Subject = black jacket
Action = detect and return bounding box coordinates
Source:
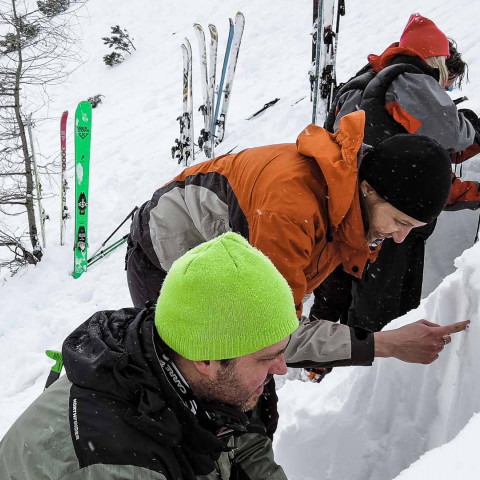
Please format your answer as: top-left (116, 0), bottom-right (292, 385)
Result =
top-left (0, 308), bottom-right (286, 480)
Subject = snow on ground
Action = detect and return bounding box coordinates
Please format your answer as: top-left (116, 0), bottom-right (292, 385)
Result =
top-left (276, 243), bottom-right (480, 480)
top-left (1, 0), bottom-right (480, 479)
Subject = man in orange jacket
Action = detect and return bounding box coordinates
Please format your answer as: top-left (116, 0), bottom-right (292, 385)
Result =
top-left (127, 111), bottom-right (469, 370)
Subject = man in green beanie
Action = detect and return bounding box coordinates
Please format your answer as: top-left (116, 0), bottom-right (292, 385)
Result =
top-left (0, 233), bottom-right (297, 480)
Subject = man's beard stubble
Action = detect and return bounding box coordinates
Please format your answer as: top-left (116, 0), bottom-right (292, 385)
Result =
top-left (191, 363), bottom-right (273, 413)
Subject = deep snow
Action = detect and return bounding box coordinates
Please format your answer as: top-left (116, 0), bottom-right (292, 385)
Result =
top-left (1, 1), bottom-right (479, 479)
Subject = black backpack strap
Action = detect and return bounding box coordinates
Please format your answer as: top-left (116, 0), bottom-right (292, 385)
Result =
top-left (325, 55), bottom-right (438, 135)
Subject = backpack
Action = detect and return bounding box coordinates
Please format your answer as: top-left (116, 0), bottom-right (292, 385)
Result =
top-left (325, 55), bottom-right (439, 146)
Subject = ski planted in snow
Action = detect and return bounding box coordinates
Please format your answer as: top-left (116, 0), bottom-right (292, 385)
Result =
top-left (327, 0), bottom-right (345, 110)
top-left (194, 23), bottom-right (210, 156)
top-left (194, 23), bottom-right (219, 159)
top-left (60, 110), bottom-right (69, 246)
top-left (212, 18), bottom-right (234, 145)
top-left (185, 39), bottom-right (194, 164)
top-left (73, 101), bottom-right (92, 279)
top-left (27, 114), bottom-right (46, 249)
top-left (207, 24), bottom-right (218, 157)
top-left (309, 0), bottom-right (320, 99)
top-left (172, 39), bottom-right (194, 166)
top-left (311, 0), bottom-right (345, 125)
top-left (215, 11), bottom-right (245, 144)
top-left (171, 43), bottom-right (189, 165)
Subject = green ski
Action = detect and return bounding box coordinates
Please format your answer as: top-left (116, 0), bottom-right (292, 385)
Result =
top-left (73, 101), bottom-right (92, 279)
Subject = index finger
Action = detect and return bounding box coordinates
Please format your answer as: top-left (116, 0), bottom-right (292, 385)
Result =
top-left (436, 320), bottom-right (470, 336)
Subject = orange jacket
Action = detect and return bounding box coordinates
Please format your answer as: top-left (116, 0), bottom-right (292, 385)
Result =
top-left (137, 111), bottom-right (378, 317)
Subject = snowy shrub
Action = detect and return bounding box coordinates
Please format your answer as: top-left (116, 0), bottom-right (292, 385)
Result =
top-left (37, 0), bottom-right (70, 17)
top-left (103, 52), bottom-right (124, 67)
top-left (0, 23), bottom-right (40, 54)
top-left (87, 94), bottom-right (104, 108)
top-left (102, 25), bottom-right (135, 67)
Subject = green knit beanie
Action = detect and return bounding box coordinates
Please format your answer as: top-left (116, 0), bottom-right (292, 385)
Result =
top-left (155, 232), bottom-right (298, 361)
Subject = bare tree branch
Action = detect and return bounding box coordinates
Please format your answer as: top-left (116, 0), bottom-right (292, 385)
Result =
top-left (0, 0), bottom-right (87, 276)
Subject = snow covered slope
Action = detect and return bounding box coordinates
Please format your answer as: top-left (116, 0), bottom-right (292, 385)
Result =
top-left (1, 1), bottom-right (479, 479)
top-left (275, 243), bottom-right (480, 480)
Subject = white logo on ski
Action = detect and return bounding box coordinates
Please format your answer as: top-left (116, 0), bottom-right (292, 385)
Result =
top-left (76, 163), bottom-right (84, 185)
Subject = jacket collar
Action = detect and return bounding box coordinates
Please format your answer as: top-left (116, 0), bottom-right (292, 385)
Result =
top-left (296, 111), bottom-right (378, 277)
top-left (367, 42), bottom-right (428, 72)
top-left (296, 110), bottom-right (365, 228)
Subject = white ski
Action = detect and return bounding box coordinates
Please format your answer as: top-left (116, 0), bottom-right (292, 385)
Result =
top-left (208, 24), bottom-right (218, 157)
top-left (216, 12), bottom-right (245, 144)
top-left (312, 0), bottom-right (344, 125)
top-left (193, 24), bottom-right (211, 157)
top-left (172, 39), bottom-right (194, 166)
top-left (27, 114), bottom-right (46, 248)
top-left (185, 38), bottom-right (194, 164)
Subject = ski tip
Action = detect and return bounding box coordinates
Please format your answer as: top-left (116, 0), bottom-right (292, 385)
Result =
top-left (235, 13), bottom-right (245, 32)
top-left (235, 11), bottom-right (245, 21)
top-left (76, 100), bottom-right (92, 111)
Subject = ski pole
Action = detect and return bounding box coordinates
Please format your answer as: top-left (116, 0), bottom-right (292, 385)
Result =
top-left (89, 206), bottom-right (138, 260)
top-left (87, 235), bottom-right (128, 267)
top-left (44, 350), bottom-right (63, 390)
top-left (246, 98), bottom-right (280, 120)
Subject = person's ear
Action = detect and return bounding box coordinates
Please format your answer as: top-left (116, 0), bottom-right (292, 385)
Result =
top-left (192, 360), bottom-right (218, 378)
top-left (360, 180), bottom-right (375, 197)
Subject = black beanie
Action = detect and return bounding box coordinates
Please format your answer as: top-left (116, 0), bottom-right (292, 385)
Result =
top-left (359, 134), bottom-right (452, 223)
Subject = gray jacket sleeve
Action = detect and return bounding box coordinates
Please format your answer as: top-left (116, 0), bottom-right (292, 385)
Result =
top-left (284, 316), bottom-right (374, 368)
top-left (386, 73), bottom-right (476, 152)
top-left (233, 433), bottom-right (287, 480)
top-left (0, 376), bottom-right (169, 480)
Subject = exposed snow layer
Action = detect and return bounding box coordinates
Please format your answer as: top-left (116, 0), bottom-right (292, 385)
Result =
top-left (1, 0), bottom-right (480, 479)
top-left (276, 243), bottom-right (480, 479)
top-left (395, 413), bottom-right (480, 479)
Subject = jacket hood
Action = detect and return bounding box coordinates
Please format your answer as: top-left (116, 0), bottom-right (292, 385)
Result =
top-left (368, 42), bottom-right (427, 72)
top-left (62, 307), bottom-right (228, 462)
top-left (63, 308), bottom-right (183, 446)
top-left (296, 110), bottom-right (365, 227)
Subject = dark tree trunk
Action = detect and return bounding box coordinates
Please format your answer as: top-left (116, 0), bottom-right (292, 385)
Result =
top-left (11, 0), bottom-right (41, 257)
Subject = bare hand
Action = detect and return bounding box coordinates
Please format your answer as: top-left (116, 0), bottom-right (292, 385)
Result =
top-left (374, 319), bottom-right (470, 364)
